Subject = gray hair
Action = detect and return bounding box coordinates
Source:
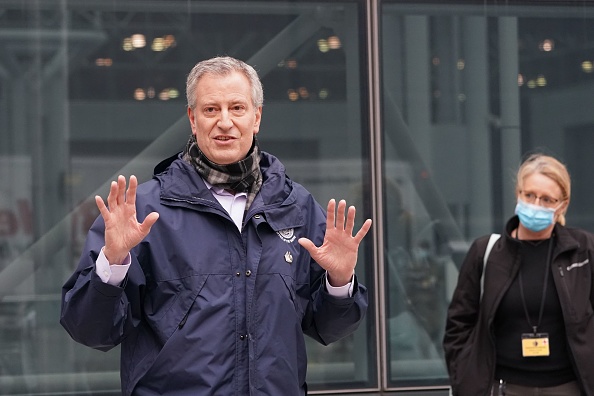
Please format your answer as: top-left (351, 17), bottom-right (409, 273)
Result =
top-left (186, 56), bottom-right (264, 110)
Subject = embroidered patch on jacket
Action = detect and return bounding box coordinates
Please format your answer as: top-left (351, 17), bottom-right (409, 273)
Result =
top-left (567, 259), bottom-right (589, 271)
top-left (277, 228), bottom-right (296, 243)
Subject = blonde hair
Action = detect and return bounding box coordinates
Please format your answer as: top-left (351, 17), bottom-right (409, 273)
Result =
top-left (515, 153), bottom-right (571, 225)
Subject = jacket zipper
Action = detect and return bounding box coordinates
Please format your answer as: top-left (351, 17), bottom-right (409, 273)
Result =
top-left (555, 263), bottom-right (575, 314)
top-left (179, 309), bottom-right (190, 329)
top-left (179, 299), bottom-right (198, 329)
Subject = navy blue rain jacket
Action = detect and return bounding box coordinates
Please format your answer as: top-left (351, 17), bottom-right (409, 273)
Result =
top-left (60, 152), bottom-right (368, 396)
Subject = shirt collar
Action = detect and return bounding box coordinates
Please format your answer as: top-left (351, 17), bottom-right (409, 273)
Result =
top-left (203, 179), bottom-right (247, 197)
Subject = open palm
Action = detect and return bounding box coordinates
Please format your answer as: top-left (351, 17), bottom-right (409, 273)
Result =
top-left (95, 175), bottom-right (159, 264)
top-left (298, 199), bottom-right (372, 287)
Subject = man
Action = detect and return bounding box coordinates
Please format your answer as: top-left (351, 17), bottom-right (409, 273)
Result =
top-left (60, 56), bottom-right (372, 396)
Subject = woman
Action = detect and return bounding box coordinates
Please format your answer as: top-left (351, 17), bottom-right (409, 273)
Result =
top-left (444, 154), bottom-right (594, 395)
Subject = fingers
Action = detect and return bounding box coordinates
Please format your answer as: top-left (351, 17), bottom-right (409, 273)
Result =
top-left (336, 199), bottom-right (346, 229)
top-left (354, 218), bottom-right (373, 243)
top-left (106, 179), bottom-right (118, 210)
top-left (105, 175), bottom-right (138, 209)
top-left (140, 212), bottom-right (160, 234)
top-left (126, 175), bottom-right (138, 207)
top-left (116, 175), bottom-right (127, 205)
top-left (335, 199), bottom-right (347, 229)
top-left (326, 199), bottom-right (336, 229)
top-left (298, 237), bottom-right (316, 255)
top-left (326, 199), bottom-right (349, 229)
top-left (327, 199), bottom-right (356, 231)
top-left (344, 205), bottom-right (356, 232)
top-left (328, 198), bottom-right (372, 239)
top-left (95, 195), bottom-right (109, 218)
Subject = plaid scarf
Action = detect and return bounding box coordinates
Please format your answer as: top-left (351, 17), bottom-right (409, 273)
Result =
top-left (182, 135), bottom-right (262, 212)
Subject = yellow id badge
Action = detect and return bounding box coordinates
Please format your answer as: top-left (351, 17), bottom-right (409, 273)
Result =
top-left (521, 333), bottom-right (550, 357)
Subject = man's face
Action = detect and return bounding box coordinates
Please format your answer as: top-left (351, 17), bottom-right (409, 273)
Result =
top-left (187, 71), bottom-right (262, 165)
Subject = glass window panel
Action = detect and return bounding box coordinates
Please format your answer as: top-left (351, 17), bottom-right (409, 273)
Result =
top-left (0, 0), bottom-right (374, 394)
top-left (6, 0), bottom-right (594, 393)
top-left (381, 0), bottom-right (594, 390)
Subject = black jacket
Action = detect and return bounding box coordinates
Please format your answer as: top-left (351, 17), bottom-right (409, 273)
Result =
top-left (444, 216), bottom-right (594, 396)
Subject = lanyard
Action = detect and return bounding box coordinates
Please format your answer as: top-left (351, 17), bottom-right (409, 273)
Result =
top-left (517, 236), bottom-right (554, 334)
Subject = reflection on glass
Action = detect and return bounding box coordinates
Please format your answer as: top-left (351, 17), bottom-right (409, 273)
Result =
top-left (0, 0), bottom-right (372, 394)
top-left (4, 0), bottom-right (594, 393)
top-left (382, 1), bottom-right (594, 390)
top-left (382, 168), bottom-right (449, 386)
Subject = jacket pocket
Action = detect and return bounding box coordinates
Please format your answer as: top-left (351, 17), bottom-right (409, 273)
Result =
top-left (450, 330), bottom-right (475, 391)
top-left (144, 274), bottom-right (209, 342)
top-left (557, 259), bottom-right (593, 323)
top-left (280, 274), bottom-right (305, 319)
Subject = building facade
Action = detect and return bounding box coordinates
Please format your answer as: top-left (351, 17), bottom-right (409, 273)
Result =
top-left (1, 0), bottom-right (593, 394)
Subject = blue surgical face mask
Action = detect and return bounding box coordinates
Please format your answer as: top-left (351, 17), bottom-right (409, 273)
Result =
top-left (514, 199), bottom-right (558, 232)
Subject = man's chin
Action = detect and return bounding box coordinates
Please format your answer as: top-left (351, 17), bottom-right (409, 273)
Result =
top-left (208, 153), bottom-right (244, 166)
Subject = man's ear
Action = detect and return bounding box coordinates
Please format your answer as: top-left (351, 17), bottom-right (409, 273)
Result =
top-left (187, 107), bottom-right (196, 133)
top-left (253, 106), bottom-right (262, 134)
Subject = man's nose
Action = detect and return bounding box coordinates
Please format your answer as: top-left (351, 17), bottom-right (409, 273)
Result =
top-left (217, 109), bottom-right (233, 129)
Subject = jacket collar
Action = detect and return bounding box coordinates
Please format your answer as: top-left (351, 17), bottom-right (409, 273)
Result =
top-left (504, 215), bottom-right (580, 254)
top-left (153, 151), bottom-right (305, 230)
top-left (154, 153), bottom-right (215, 203)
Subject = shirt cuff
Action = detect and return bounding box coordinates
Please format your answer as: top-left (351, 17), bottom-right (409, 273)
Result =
top-left (325, 272), bottom-right (354, 298)
top-left (96, 247), bottom-right (131, 286)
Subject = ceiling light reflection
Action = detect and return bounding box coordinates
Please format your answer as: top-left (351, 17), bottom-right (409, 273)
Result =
top-left (151, 35), bottom-right (176, 52)
top-left (134, 88), bottom-right (146, 101)
top-left (327, 36), bottom-right (341, 50)
top-left (539, 39), bottom-right (554, 52)
top-left (95, 58), bottom-right (113, 67)
top-left (287, 89), bottom-right (298, 101)
top-left (131, 34), bottom-right (146, 49)
top-left (122, 37), bottom-right (133, 51)
top-left (317, 39), bottom-right (329, 53)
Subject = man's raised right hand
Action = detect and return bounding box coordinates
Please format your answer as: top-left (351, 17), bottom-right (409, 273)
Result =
top-left (95, 175), bottom-right (159, 265)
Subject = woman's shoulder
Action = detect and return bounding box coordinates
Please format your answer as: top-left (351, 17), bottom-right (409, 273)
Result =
top-left (558, 224), bottom-right (594, 236)
top-left (557, 224), bottom-right (594, 249)
top-left (469, 233), bottom-right (499, 250)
